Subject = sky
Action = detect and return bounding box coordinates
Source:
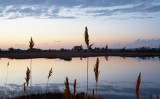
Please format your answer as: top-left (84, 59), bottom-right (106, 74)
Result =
top-left (0, 0), bottom-right (160, 49)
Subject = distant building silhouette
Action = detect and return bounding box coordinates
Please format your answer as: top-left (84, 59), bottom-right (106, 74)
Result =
top-left (73, 45), bottom-right (83, 51)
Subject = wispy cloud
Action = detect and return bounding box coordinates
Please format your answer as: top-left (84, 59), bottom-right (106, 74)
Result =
top-left (0, 0), bottom-right (160, 19)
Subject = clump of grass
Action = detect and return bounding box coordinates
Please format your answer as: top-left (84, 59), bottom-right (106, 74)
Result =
top-left (64, 77), bottom-right (71, 99)
top-left (46, 68), bottom-right (53, 99)
top-left (136, 72), bottom-right (141, 99)
top-left (94, 58), bottom-right (100, 98)
top-left (73, 79), bottom-right (76, 99)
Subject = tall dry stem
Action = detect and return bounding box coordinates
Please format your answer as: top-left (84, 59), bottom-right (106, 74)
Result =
top-left (136, 72), bottom-right (141, 99)
top-left (29, 37), bottom-right (34, 99)
top-left (84, 26), bottom-right (89, 94)
top-left (157, 94), bottom-right (159, 99)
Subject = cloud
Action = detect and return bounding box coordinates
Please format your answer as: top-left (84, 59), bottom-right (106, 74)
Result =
top-left (0, 0), bottom-right (160, 19)
top-left (110, 39), bottom-right (160, 48)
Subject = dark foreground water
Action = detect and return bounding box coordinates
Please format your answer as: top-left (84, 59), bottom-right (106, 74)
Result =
top-left (0, 56), bottom-right (160, 99)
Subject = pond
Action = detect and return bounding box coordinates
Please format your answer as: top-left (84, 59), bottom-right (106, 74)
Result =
top-left (0, 56), bottom-right (160, 99)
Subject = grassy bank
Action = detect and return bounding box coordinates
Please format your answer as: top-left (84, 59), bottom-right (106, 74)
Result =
top-left (0, 52), bottom-right (160, 59)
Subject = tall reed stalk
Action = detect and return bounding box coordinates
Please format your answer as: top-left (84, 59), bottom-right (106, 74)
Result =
top-left (29, 37), bottom-right (34, 99)
top-left (136, 73), bottom-right (141, 99)
top-left (45, 68), bottom-right (53, 99)
top-left (4, 62), bottom-right (9, 98)
top-left (84, 26), bottom-right (89, 94)
top-left (94, 58), bottom-right (100, 98)
top-left (64, 77), bottom-right (71, 99)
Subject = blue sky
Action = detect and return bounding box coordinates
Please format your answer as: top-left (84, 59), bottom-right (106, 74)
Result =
top-left (0, 0), bottom-right (160, 49)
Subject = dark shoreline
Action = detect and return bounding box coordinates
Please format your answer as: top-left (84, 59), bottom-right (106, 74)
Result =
top-left (0, 52), bottom-right (160, 59)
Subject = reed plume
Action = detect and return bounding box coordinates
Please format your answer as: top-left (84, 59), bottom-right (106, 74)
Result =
top-left (25, 67), bottom-right (31, 86)
top-left (73, 79), bottom-right (76, 99)
top-left (84, 27), bottom-right (89, 49)
top-left (64, 77), bottom-right (71, 99)
top-left (29, 37), bottom-right (35, 53)
top-left (84, 26), bottom-right (89, 94)
top-left (136, 72), bottom-right (141, 99)
top-left (94, 58), bottom-right (100, 98)
top-left (29, 37), bottom-right (34, 99)
top-left (46, 68), bottom-right (53, 99)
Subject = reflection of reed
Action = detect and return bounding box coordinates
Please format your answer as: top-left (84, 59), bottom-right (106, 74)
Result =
top-left (5, 62), bottom-right (9, 98)
top-left (94, 58), bottom-right (100, 98)
top-left (29, 37), bottom-right (34, 99)
top-left (136, 73), bottom-right (141, 99)
top-left (25, 67), bottom-right (31, 99)
top-left (84, 26), bottom-right (89, 94)
top-left (46, 68), bottom-right (53, 99)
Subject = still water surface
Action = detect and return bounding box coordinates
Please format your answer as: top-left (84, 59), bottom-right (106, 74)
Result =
top-left (0, 57), bottom-right (160, 99)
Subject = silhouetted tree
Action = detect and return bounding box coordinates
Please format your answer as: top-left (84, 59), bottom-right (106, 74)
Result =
top-left (8, 47), bottom-right (14, 52)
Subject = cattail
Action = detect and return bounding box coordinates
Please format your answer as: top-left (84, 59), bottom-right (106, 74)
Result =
top-left (73, 79), bottom-right (77, 97)
top-left (150, 93), bottom-right (152, 99)
top-left (94, 58), bottom-right (100, 98)
top-left (64, 77), bottom-right (71, 99)
top-left (48, 68), bottom-right (53, 80)
top-left (25, 67), bottom-right (31, 86)
top-left (84, 27), bottom-right (89, 49)
top-left (136, 73), bottom-right (141, 99)
top-left (157, 94), bottom-right (159, 99)
top-left (29, 37), bottom-right (35, 53)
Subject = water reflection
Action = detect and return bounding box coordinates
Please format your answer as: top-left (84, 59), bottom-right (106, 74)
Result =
top-left (0, 57), bottom-right (160, 99)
